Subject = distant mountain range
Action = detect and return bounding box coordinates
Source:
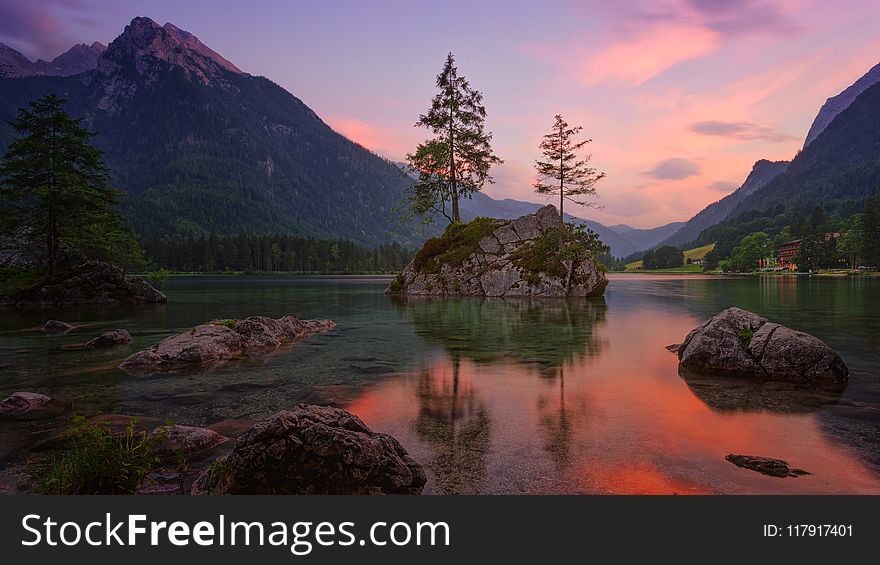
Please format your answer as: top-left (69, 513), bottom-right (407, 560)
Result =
top-left (656, 159), bottom-right (789, 249)
top-left (0, 19), bottom-right (671, 256)
top-left (1, 17), bottom-right (876, 257)
top-left (0, 42), bottom-right (106, 78)
top-left (655, 59), bottom-right (880, 251)
top-left (0, 18), bottom-right (427, 247)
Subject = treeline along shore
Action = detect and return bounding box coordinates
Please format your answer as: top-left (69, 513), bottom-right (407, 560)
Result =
top-left (143, 234), bottom-right (415, 275)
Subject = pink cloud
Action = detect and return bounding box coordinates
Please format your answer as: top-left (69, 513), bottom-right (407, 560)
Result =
top-left (580, 23), bottom-right (719, 85)
top-left (325, 116), bottom-right (413, 158)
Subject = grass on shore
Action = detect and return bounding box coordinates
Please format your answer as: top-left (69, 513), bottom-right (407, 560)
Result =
top-left (621, 263), bottom-right (704, 274)
top-left (37, 418), bottom-right (161, 495)
top-left (625, 243), bottom-right (715, 272)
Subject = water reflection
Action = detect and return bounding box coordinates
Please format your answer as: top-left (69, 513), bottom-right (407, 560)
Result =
top-left (679, 369), bottom-right (844, 414)
top-left (3, 275), bottom-right (880, 494)
top-left (535, 366), bottom-right (590, 471)
top-left (390, 296), bottom-right (608, 368)
top-left (347, 293), bottom-right (880, 494)
top-left (413, 357), bottom-right (491, 494)
top-left (389, 296), bottom-right (608, 487)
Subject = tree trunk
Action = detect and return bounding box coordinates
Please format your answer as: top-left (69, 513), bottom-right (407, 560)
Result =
top-left (449, 106), bottom-right (459, 223)
top-left (47, 203), bottom-right (56, 282)
top-left (558, 124), bottom-right (565, 224)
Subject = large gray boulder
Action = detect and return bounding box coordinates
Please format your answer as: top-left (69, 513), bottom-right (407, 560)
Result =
top-left (387, 205), bottom-right (607, 298)
top-left (191, 405), bottom-right (426, 495)
top-left (675, 307), bottom-right (848, 390)
top-left (118, 315), bottom-right (335, 374)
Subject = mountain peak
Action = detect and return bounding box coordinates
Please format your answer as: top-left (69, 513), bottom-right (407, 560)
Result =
top-left (804, 61), bottom-right (880, 148)
top-left (36, 42), bottom-right (106, 76)
top-left (99, 16), bottom-right (242, 84)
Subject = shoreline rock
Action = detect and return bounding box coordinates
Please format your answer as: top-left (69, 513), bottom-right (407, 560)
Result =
top-left (0, 392), bottom-right (69, 420)
top-left (673, 307), bottom-right (848, 390)
top-left (118, 314), bottom-right (335, 374)
top-left (2, 261), bottom-right (166, 307)
top-left (41, 320), bottom-right (76, 333)
top-left (86, 329), bottom-right (133, 348)
top-left (387, 205), bottom-right (607, 298)
top-left (192, 405), bottom-right (426, 495)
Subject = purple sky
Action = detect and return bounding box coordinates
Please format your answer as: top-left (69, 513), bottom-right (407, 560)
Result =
top-left (2, 0), bottom-right (879, 228)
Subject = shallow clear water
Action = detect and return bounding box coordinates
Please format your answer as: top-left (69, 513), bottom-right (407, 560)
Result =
top-left (1, 274), bottom-right (879, 494)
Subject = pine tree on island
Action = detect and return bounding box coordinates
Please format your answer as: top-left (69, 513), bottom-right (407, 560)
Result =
top-left (534, 114), bottom-right (605, 224)
top-left (0, 94), bottom-right (143, 285)
top-left (401, 53), bottom-right (502, 225)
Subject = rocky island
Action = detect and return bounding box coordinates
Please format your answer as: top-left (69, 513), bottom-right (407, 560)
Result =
top-left (386, 205), bottom-right (608, 297)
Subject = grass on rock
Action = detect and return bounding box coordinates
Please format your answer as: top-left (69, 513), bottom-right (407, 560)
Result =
top-left (413, 217), bottom-right (496, 274)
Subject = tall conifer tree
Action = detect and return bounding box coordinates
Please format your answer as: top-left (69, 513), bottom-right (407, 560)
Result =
top-left (534, 114), bottom-right (605, 223)
top-left (0, 95), bottom-right (142, 279)
top-left (403, 53), bottom-right (502, 224)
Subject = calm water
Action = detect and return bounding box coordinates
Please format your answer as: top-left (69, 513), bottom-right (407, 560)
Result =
top-left (1, 274), bottom-right (879, 494)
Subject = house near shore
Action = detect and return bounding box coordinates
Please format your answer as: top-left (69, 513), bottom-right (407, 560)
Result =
top-left (775, 239), bottom-right (802, 270)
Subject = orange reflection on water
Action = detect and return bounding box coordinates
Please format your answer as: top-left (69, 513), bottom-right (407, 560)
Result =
top-left (345, 305), bottom-right (880, 495)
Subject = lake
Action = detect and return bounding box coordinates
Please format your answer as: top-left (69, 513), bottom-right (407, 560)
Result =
top-left (1, 274), bottom-right (879, 494)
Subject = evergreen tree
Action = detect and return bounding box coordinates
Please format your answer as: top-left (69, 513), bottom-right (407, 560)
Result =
top-left (0, 94), bottom-right (142, 280)
top-left (534, 114), bottom-right (605, 223)
top-left (402, 53), bottom-right (502, 224)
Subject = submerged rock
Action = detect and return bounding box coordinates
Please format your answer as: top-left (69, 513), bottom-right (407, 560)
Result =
top-left (86, 329), bottom-right (133, 348)
top-left (191, 405), bottom-right (426, 495)
top-left (3, 261), bottom-right (166, 306)
top-left (725, 454), bottom-right (810, 478)
top-left (387, 205), bottom-right (607, 298)
top-left (118, 314), bottom-right (335, 374)
top-left (675, 307), bottom-right (848, 391)
top-left (41, 320), bottom-right (76, 333)
top-left (0, 391), bottom-right (68, 419)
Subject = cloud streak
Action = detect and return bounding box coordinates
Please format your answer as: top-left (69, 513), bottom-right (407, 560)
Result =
top-left (644, 158), bottom-right (701, 180)
top-left (691, 120), bottom-right (796, 142)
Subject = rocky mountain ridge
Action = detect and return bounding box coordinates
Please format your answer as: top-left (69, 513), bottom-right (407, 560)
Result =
top-left (0, 41), bottom-right (105, 77)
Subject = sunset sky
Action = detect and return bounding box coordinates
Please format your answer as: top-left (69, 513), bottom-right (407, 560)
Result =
top-left (2, 0), bottom-right (879, 228)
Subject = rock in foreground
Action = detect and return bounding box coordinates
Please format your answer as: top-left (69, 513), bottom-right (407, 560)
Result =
top-left (3, 261), bottom-right (166, 306)
top-left (725, 454), bottom-right (810, 478)
top-left (387, 205), bottom-right (607, 298)
top-left (674, 307), bottom-right (848, 391)
top-left (149, 424), bottom-right (228, 461)
top-left (86, 329), bottom-right (133, 348)
top-left (41, 320), bottom-right (76, 333)
top-left (191, 405), bottom-right (426, 495)
top-left (118, 315), bottom-right (335, 374)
